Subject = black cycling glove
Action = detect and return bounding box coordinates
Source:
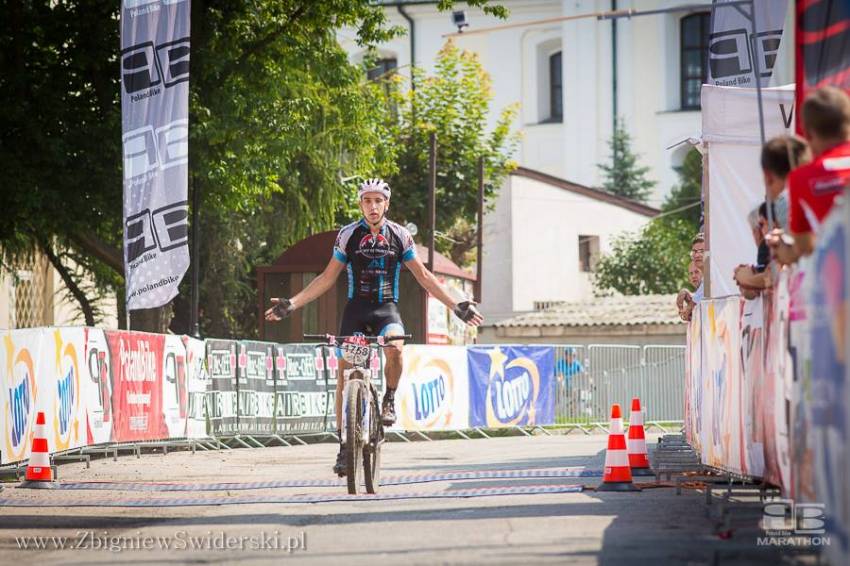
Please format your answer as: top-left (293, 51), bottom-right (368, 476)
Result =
top-left (272, 298), bottom-right (295, 319)
top-left (453, 301), bottom-right (481, 323)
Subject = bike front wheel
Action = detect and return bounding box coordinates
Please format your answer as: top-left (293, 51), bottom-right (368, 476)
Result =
top-left (345, 379), bottom-right (365, 494)
top-left (363, 391), bottom-right (382, 494)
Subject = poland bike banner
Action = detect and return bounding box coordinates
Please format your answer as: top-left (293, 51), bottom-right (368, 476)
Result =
top-left (121, 0), bottom-right (191, 309)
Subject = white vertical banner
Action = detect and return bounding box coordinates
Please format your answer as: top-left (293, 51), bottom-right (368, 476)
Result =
top-left (121, 0), bottom-right (191, 310)
top-left (708, 0), bottom-right (789, 88)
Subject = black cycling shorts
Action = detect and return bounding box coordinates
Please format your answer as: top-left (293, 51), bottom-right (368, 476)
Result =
top-left (339, 300), bottom-right (405, 337)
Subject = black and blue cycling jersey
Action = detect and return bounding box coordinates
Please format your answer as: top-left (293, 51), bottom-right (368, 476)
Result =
top-left (332, 219), bottom-right (417, 304)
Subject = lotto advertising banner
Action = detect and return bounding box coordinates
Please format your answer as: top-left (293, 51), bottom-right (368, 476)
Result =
top-left (121, 0), bottom-right (191, 310)
top-left (395, 345), bottom-right (469, 431)
top-left (205, 339), bottom-right (238, 436)
top-left (274, 344), bottom-right (334, 435)
top-left (1, 329), bottom-right (47, 464)
top-left (467, 346), bottom-right (555, 428)
top-left (236, 341), bottom-right (276, 436)
top-left (105, 330), bottom-right (168, 442)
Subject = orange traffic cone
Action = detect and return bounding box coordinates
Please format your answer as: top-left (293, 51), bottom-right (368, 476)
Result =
top-left (627, 397), bottom-right (653, 476)
top-left (597, 404), bottom-right (640, 492)
top-left (19, 411), bottom-right (57, 489)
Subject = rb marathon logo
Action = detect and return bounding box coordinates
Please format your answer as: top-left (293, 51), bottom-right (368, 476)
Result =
top-left (399, 351), bottom-right (455, 430)
top-left (483, 347), bottom-right (541, 427)
top-left (52, 330), bottom-right (81, 450)
top-left (3, 334), bottom-right (37, 462)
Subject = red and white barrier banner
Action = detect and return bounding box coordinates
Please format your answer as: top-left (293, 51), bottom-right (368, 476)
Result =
top-left (394, 345), bottom-right (470, 431)
top-left (84, 328), bottom-right (113, 446)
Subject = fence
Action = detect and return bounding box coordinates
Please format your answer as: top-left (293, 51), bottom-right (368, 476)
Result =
top-left (552, 344), bottom-right (685, 432)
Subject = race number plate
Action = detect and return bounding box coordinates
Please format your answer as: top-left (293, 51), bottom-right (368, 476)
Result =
top-left (342, 342), bottom-right (370, 366)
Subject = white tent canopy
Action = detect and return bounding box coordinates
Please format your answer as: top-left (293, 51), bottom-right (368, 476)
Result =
top-left (701, 84), bottom-right (796, 298)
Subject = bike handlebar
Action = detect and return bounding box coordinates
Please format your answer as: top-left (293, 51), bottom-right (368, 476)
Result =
top-left (303, 334), bottom-right (412, 344)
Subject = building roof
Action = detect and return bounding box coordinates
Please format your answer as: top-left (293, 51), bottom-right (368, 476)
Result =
top-left (494, 294), bottom-right (684, 328)
top-left (271, 229), bottom-right (475, 281)
top-left (512, 167), bottom-right (660, 217)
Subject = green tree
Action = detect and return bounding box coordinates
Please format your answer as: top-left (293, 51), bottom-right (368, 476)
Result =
top-left (597, 119), bottom-right (656, 204)
top-left (0, 0), bottom-right (506, 335)
top-left (376, 41), bottom-right (519, 266)
top-left (593, 148), bottom-right (703, 296)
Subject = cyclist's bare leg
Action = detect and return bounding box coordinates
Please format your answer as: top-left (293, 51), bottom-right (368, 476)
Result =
top-left (381, 329), bottom-right (404, 425)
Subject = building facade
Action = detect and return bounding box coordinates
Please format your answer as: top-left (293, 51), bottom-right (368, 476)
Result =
top-left (346, 0), bottom-right (714, 203)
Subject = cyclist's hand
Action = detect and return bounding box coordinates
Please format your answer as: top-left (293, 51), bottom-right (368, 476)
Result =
top-left (265, 298), bottom-right (294, 321)
top-left (453, 301), bottom-right (483, 326)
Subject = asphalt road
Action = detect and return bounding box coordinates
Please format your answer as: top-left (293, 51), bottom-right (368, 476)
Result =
top-left (0, 434), bottom-right (814, 565)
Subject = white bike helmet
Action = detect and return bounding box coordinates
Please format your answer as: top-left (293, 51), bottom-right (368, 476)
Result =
top-left (358, 178), bottom-right (391, 200)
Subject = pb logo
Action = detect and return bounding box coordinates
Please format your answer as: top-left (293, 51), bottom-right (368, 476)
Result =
top-left (156, 39), bottom-right (190, 87)
top-left (152, 201), bottom-right (189, 252)
top-left (763, 500), bottom-right (826, 534)
top-left (709, 28), bottom-right (783, 81)
top-left (122, 42), bottom-right (161, 94)
top-left (125, 210), bottom-right (157, 263)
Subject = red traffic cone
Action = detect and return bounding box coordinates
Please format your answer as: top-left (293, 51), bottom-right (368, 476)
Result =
top-left (627, 397), bottom-right (653, 476)
top-left (597, 404), bottom-right (640, 492)
top-left (19, 411), bottom-right (57, 489)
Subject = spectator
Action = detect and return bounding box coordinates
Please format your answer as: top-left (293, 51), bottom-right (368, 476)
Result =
top-left (768, 86), bottom-right (850, 264)
top-left (556, 347), bottom-right (583, 386)
top-left (678, 261), bottom-right (702, 321)
top-left (677, 234), bottom-right (704, 321)
top-left (734, 202), bottom-right (774, 298)
top-left (760, 135), bottom-right (811, 229)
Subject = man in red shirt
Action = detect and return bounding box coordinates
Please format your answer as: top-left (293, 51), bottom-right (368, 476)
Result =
top-left (770, 86), bottom-right (850, 265)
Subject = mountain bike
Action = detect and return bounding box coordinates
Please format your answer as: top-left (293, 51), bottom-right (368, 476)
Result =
top-left (305, 333), bottom-right (409, 494)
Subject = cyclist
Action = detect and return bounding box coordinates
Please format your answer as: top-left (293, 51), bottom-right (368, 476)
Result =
top-left (264, 178), bottom-right (483, 475)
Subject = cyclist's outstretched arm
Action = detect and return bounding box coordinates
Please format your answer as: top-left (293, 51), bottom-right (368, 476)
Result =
top-left (265, 259), bottom-right (345, 321)
top-left (405, 256), bottom-right (483, 327)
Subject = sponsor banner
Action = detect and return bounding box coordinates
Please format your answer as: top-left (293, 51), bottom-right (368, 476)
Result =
top-left (741, 296), bottom-right (766, 477)
top-left (121, 0), bottom-right (191, 309)
top-left (182, 336), bottom-right (209, 438)
top-left (84, 328), bottom-right (114, 446)
top-left (161, 334), bottom-right (188, 438)
top-left (237, 341), bottom-right (276, 436)
top-left (795, 0), bottom-right (850, 134)
top-left (708, 0), bottom-right (788, 88)
top-left (0, 329), bottom-right (45, 464)
top-left (205, 339), bottom-right (238, 436)
top-left (763, 273), bottom-right (793, 492)
top-left (700, 299), bottom-right (746, 474)
top-left (48, 328), bottom-right (87, 454)
top-left (685, 308), bottom-right (703, 452)
top-left (807, 204), bottom-right (849, 557)
top-left (467, 346), bottom-right (555, 428)
top-left (395, 345), bottom-right (469, 431)
top-left (274, 344), bottom-right (333, 435)
top-left (105, 330), bottom-right (168, 442)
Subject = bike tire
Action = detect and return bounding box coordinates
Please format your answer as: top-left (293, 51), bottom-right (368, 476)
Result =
top-left (345, 379), bottom-right (364, 494)
top-left (363, 392), bottom-right (382, 494)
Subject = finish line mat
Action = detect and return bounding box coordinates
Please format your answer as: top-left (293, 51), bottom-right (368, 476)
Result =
top-left (51, 467), bottom-right (603, 492)
top-left (0, 483), bottom-right (584, 507)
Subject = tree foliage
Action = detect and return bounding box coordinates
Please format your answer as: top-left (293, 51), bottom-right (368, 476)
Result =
top-left (593, 148), bottom-right (703, 296)
top-left (0, 0), bottom-right (508, 335)
top-left (376, 42), bottom-right (519, 266)
top-left (597, 118), bottom-right (657, 204)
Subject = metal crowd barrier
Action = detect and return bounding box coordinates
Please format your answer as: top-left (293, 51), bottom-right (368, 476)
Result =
top-left (552, 344), bottom-right (685, 434)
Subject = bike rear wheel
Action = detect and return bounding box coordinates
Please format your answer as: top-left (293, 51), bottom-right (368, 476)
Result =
top-left (363, 390), bottom-right (382, 494)
top-left (345, 379), bottom-right (365, 494)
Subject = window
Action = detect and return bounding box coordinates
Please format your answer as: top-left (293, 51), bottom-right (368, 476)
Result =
top-left (578, 235), bottom-right (600, 272)
top-left (680, 12), bottom-right (710, 110)
top-left (549, 51), bottom-right (563, 122)
top-left (367, 57), bottom-right (397, 81)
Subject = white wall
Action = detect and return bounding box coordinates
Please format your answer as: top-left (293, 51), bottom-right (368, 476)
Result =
top-left (341, 0), bottom-right (712, 205)
top-left (482, 173), bottom-right (652, 323)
